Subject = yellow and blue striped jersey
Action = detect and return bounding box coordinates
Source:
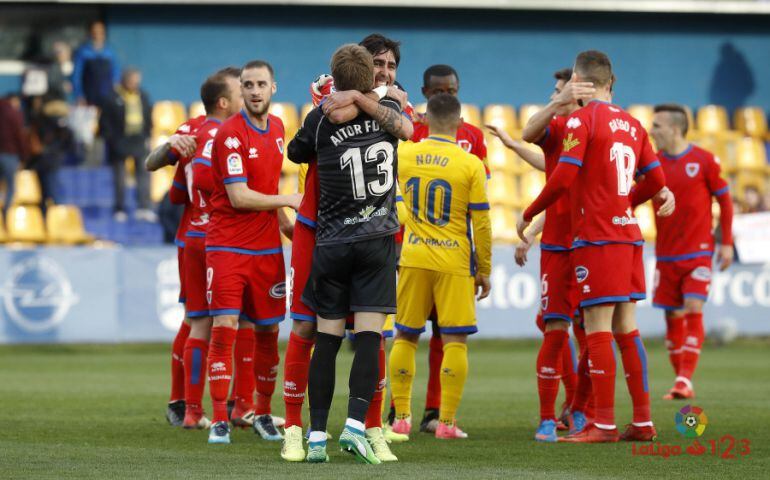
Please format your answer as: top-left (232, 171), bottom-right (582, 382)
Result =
top-left (397, 134), bottom-right (492, 276)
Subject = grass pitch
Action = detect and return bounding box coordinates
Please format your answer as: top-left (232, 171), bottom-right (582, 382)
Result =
top-left (1, 338), bottom-right (768, 479)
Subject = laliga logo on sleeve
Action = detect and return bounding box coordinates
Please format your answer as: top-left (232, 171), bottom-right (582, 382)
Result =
top-left (1, 256), bottom-right (79, 333)
top-left (686, 163), bottom-right (700, 177)
top-left (227, 153), bottom-right (243, 175)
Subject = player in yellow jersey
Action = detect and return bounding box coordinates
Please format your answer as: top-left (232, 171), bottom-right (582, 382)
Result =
top-left (389, 93), bottom-right (492, 439)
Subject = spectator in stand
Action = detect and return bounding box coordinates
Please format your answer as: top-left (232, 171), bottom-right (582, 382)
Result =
top-left (99, 67), bottom-right (155, 222)
top-left (72, 20), bottom-right (120, 107)
top-left (47, 41), bottom-right (74, 103)
top-left (0, 94), bottom-right (28, 213)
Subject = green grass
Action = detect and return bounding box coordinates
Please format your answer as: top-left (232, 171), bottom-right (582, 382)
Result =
top-left (1, 338), bottom-right (768, 479)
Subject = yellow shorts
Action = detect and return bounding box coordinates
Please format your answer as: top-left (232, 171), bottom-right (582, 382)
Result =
top-left (396, 267), bottom-right (477, 335)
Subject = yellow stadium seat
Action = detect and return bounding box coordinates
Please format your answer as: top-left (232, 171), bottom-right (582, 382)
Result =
top-left (46, 205), bottom-right (94, 244)
top-left (491, 207), bottom-right (518, 244)
top-left (635, 203), bottom-right (656, 241)
top-left (735, 137), bottom-right (767, 171)
top-left (282, 158), bottom-right (299, 176)
top-left (11, 170), bottom-right (42, 206)
top-left (734, 107), bottom-right (768, 138)
top-left (460, 104), bottom-right (481, 127)
top-left (151, 166), bottom-right (176, 203)
top-left (279, 173), bottom-right (299, 196)
top-left (6, 205), bottom-right (46, 243)
top-left (488, 172), bottom-right (518, 208)
top-left (696, 105), bottom-right (729, 135)
top-left (518, 104), bottom-right (545, 131)
top-left (519, 170), bottom-right (546, 206)
top-left (695, 136), bottom-right (732, 173)
top-left (0, 211), bottom-right (6, 242)
top-left (735, 172), bottom-right (767, 196)
top-left (300, 103), bottom-right (315, 123)
top-left (483, 104), bottom-right (517, 133)
top-left (627, 104), bottom-right (654, 131)
top-left (152, 101), bottom-right (187, 136)
top-left (188, 101), bottom-right (206, 119)
top-left (486, 138), bottom-right (517, 173)
top-left (270, 102), bottom-right (299, 135)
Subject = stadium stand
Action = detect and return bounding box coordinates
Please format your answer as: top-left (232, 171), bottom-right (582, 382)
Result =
top-left (46, 205), bottom-right (94, 245)
top-left (6, 205), bottom-right (46, 244)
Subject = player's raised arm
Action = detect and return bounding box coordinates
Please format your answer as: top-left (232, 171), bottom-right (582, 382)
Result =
top-left (168, 162), bottom-right (188, 205)
top-left (522, 73), bottom-right (594, 144)
top-left (145, 134), bottom-right (197, 171)
top-left (486, 124), bottom-right (546, 172)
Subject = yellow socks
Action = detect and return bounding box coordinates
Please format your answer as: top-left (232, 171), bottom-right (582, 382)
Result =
top-left (439, 342), bottom-right (468, 425)
top-left (389, 338), bottom-right (417, 419)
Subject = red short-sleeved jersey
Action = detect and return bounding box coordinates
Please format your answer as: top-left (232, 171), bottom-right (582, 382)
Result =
top-left (186, 117), bottom-right (222, 236)
top-left (559, 100), bottom-right (661, 246)
top-left (411, 120), bottom-right (489, 176)
top-left (170, 115), bottom-right (207, 246)
top-left (654, 144), bottom-right (729, 261)
top-left (207, 111), bottom-right (285, 252)
top-left (536, 116), bottom-right (572, 250)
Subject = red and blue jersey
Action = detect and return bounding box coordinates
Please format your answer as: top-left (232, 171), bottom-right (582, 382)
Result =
top-left (207, 110), bottom-right (285, 253)
top-left (559, 101), bottom-right (660, 246)
top-left (536, 116), bottom-right (573, 251)
top-left (655, 144), bottom-right (730, 261)
top-left (186, 117), bottom-right (222, 237)
top-left (169, 115), bottom-right (207, 247)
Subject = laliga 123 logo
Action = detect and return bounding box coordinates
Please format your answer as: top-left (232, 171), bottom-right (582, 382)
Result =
top-left (676, 405), bottom-right (708, 438)
top-left (1, 256), bottom-right (79, 333)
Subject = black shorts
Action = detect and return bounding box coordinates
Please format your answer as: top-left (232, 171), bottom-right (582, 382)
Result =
top-left (302, 235), bottom-right (397, 320)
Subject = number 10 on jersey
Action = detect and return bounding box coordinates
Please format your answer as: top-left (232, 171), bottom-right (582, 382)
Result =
top-left (405, 177), bottom-right (452, 227)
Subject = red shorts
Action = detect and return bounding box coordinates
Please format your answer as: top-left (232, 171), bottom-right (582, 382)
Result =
top-left (540, 249), bottom-right (577, 322)
top-left (184, 235), bottom-right (209, 318)
top-left (289, 221), bottom-right (317, 322)
top-left (571, 243), bottom-right (646, 308)
top-left (206, 248), bottom-right (286, 325)
top-left (653, 256), bottom-right (712, 310)
top-left (177, 246), bottom-right (185, 303)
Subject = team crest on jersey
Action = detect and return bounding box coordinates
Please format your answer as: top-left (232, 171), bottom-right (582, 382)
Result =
top-left (686, 163), bottom-right (700, 177)
top-left (691, 266), bottom-right (712, 282)
top-left (276, 138), bottom-right (284, 154)
top-left (566, 117), bottom-right (582, 129)
top-left (269, 282), bottom-right (286, 299)
top-left (541, 296), bottom-right (549, 311)
top-left (457, 139), bottom-right (472, 152)
top-left (227, 153), bottom-right (243, 174)
top-left (562, 133), bottom-right (580, 152)
top-left (224, 136), bottom-right (241, 150)
top-left (203, 139), bottom-right (213, 158)
top-left (575, 266), bottom-right (589, 283)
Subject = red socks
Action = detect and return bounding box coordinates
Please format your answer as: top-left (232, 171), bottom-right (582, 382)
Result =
top-left (561, 337), bottom-right (578, 407)
top-left (614, 329), bottom-right (651, 425)
top-left (208, 326), bottom-right (237, 423)
top-left (537, 330), bottom-right (568, 421)
top-left (678, 312), bottom-right (704, 382)
top-left (170, 321), bottom-right (191, 402)
top-left (365, 338), bottom-right (387, 428)
top-left (425, 333), bottom-right (443, 411)
top-left (233, 328), bottom-right (256, 411)
top-left (255, 330), bottom-right (280, 415)
top-left (586, 331), bottom-right (616, 428)
top-left (283, 332), bottom-right (314, 428)
top-left (665, 316), bottom-right (685, 375)
top-left (183, 337), bottom-right (208, 413)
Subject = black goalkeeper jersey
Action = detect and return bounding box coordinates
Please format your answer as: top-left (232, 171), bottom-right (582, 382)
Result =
top-left (287, 98), bottom-right (402, 246)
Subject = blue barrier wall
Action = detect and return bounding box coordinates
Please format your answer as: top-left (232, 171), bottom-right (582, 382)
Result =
top-left (1, 246), bottom-right (767, 344)
top-left (101, 5), bottom-right (770, 114)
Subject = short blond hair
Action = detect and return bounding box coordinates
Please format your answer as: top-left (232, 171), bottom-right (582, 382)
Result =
top-left (331, 44), bottom-right (373, 93)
